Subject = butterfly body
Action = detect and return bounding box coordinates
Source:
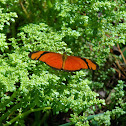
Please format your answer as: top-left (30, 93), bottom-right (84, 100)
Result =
top-left (28, 51), bottom-right (99, 71)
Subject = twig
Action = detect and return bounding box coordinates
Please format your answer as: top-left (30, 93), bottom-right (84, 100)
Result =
top-left (117, 44), bottom-right (126, 64)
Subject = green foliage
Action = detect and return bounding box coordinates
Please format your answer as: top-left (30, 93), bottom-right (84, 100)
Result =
top-left (0, 7), bottom-right (17, 52)
top-left (0, 0), bottom-right (126, 125)
top-left (94, 80), bottom-right (126, 126)
top-left (94, 111), bottom-right (111, 126)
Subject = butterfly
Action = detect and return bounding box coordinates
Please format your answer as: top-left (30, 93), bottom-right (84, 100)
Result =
top-left (28, 51), bottom-right (99, 72)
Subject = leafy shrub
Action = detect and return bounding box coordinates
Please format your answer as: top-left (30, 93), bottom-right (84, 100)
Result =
top-left (0, 0), bottom-right (125, 126)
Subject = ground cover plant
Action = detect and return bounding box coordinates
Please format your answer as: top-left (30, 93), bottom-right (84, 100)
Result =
top-left (0, 0), bottom-right (126, 126)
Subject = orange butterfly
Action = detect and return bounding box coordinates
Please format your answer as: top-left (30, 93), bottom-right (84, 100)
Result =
top-left (28, 51), bottom-right (99, 71)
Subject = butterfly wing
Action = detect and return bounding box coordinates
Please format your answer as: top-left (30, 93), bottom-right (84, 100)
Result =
top-left (82, 58), bottom-right (99, 70)
top-left (29, 51), bottom-right (99, 71)
top-left (63, 56), bottom-right (99, 71)
top-left (28, 51), bottom-right (63, 70)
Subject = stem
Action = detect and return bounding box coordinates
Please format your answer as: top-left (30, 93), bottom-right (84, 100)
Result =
top-left (40, 110), bottom-right (51, 125)
top-left (19, 0), bottom-right (30, 19)
top-left (0, 101), bottom-right (22, 122)
top-left (4, 107), bottom-right (51, 126)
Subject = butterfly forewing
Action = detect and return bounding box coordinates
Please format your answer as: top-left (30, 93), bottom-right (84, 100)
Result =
top-left (82, 58), bottom-right (99, 70)
top-left (29, 51), bottom-right (46, 60)
top-left (29, 51), bottom-right (63, 70)
top-left (64, 56), bottom-right (98, 71)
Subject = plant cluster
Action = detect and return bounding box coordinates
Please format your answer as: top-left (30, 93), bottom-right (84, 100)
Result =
top-left (0, 0), bottom-right (125, 125)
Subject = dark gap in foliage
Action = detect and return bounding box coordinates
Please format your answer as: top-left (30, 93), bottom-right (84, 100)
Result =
top-left (111, 114), bottom-right (126, 126)
top-left (14, 82), bottom-right (21, 89)
top-left (5, 91), bottom-right (13, 97)
top-left (0, 50), bottom-right (4, 55)
top-left (24, 110), bottom-right (73, 126)
top-left (48, 110), bottom-right (72, 126)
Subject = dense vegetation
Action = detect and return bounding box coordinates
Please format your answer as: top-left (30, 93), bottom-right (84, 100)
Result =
top-left (0, 0), bottom-right (125, 126)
